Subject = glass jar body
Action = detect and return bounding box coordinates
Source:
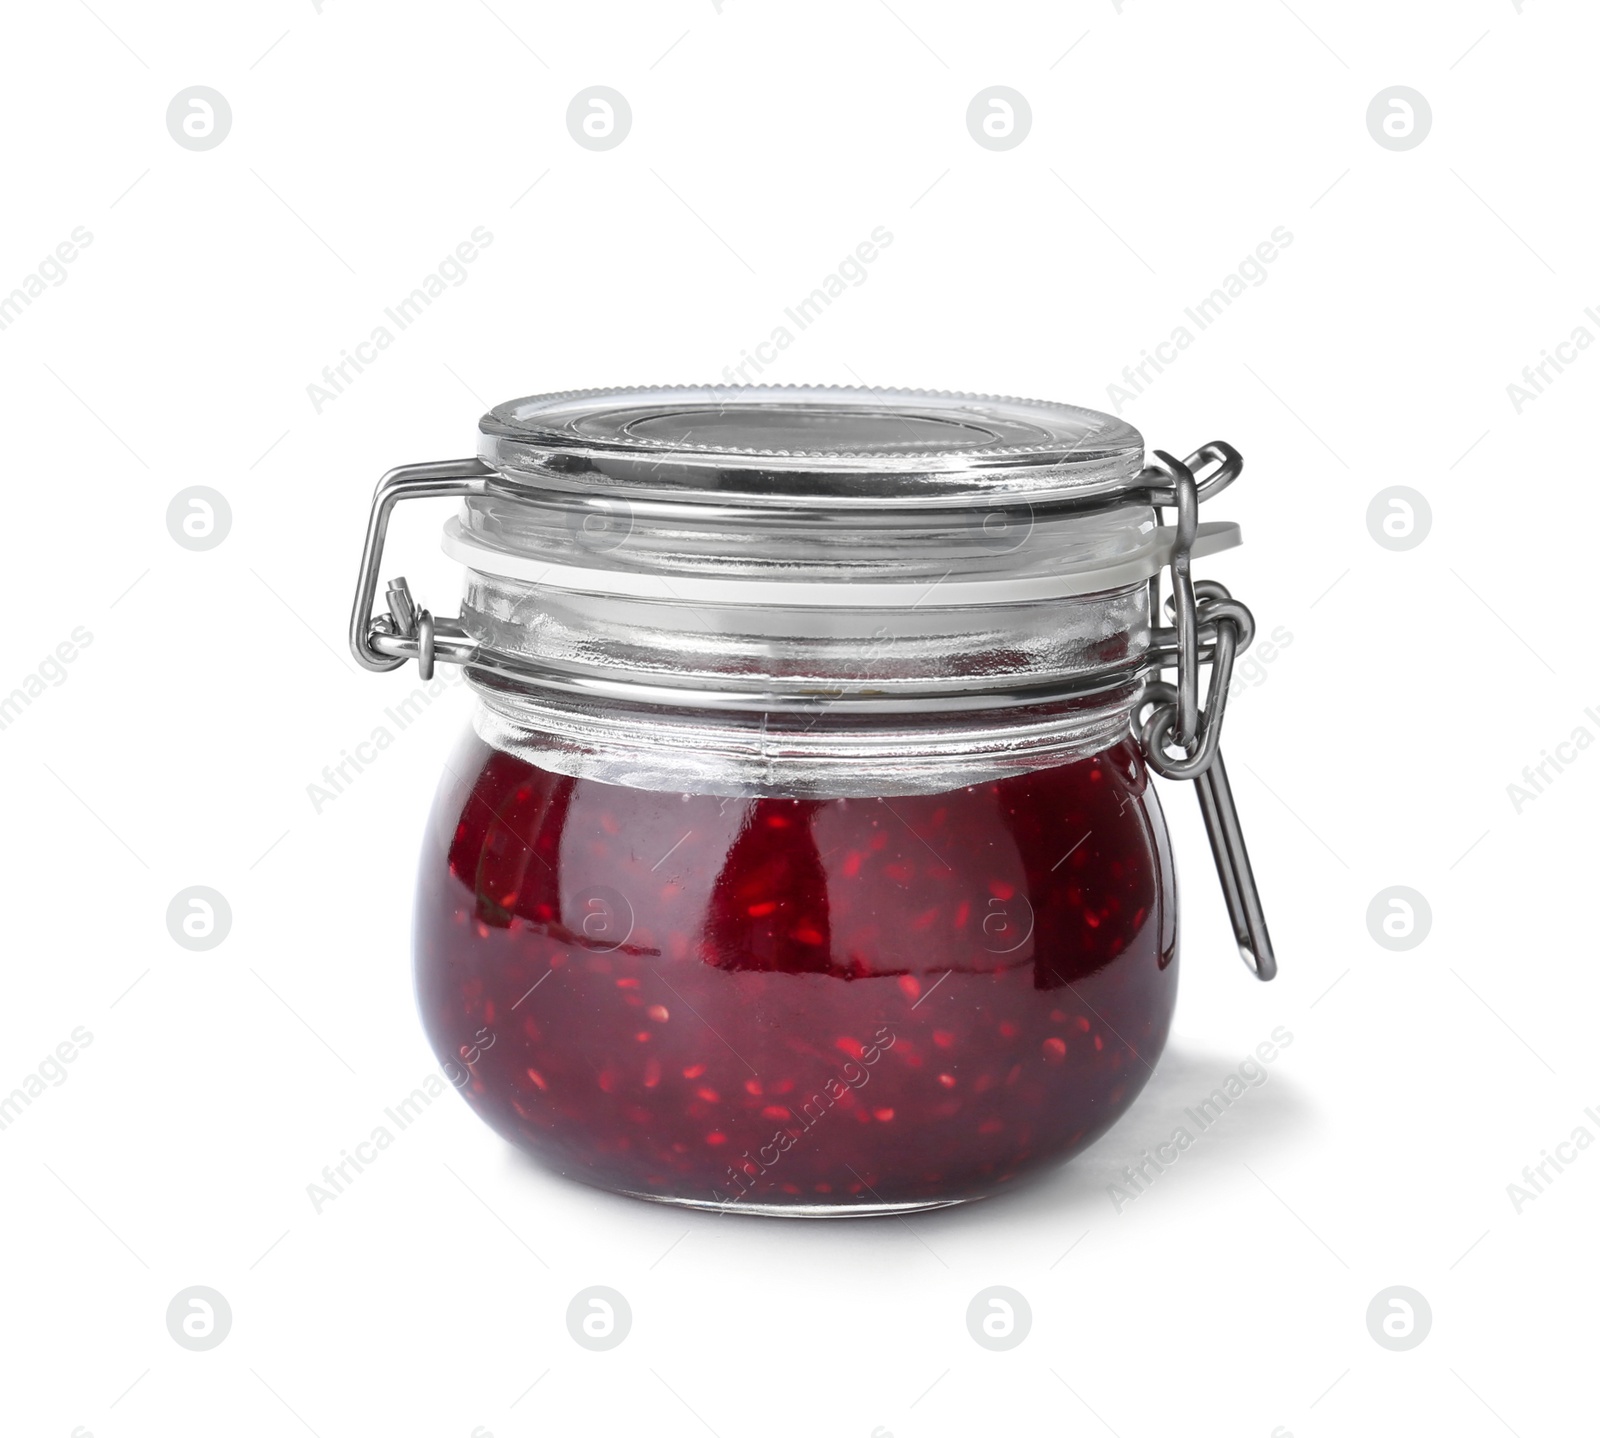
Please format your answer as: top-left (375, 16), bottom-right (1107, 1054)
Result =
top-left (414, 717), bottom-right (1178, 1215)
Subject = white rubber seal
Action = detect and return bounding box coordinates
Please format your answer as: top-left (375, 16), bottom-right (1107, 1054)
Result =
top-left (441, 517), bottom-right (1241, 608)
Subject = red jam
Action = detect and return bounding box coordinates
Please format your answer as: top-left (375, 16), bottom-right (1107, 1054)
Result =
top-left (415, 733), bottom-right (1177, 1212)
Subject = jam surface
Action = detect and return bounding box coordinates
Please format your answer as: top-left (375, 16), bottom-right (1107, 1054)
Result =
top-left (415, 733), bottom-right (1177, 1212)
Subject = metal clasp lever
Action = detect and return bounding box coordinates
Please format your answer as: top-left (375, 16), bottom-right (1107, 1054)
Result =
top-left (348, 459), bottom-right (491, 677)
top-left (1194, 753), bottom-right (1276, 981)
top-left (1139, 447), bottom-right (1277, 982)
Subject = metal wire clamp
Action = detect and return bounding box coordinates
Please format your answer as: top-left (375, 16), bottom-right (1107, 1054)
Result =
top-left (348, 459), bottom-right (492, 680)
top-left (1138, 446), bottom-right (1277, 980)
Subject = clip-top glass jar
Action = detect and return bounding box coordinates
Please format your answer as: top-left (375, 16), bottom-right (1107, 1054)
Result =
top-left (348, 386), bottom-right (1276, 1216)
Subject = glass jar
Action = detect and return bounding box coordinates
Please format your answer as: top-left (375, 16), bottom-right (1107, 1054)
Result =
top-left (347, 386), bottom-right (1275, 1216)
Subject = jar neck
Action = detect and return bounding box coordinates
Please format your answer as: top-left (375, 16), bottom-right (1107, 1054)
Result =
top-left (460, 562), bottom-right (1153, 796)
top-left (470, 682), bottom-right (1143, 798)
top-left (461, 575), bottom-right (1150, 708)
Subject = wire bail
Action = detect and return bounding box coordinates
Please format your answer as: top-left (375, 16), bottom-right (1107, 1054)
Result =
top-left (1137, 445), bottom-right (1277, 980)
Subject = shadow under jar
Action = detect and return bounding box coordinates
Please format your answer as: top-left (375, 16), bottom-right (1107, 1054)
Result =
top-left (349, 386), bottom-right (1276, 1216)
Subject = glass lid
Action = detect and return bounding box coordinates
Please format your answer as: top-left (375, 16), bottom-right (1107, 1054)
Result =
top-left (477, 386), bottom-right (1147, 508)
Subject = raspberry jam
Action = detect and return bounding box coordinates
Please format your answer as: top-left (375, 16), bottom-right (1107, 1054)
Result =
top-left (415, 732), bottom-right (1178, 1213)
top-left (350, 388), bottom-right (1278, 1212)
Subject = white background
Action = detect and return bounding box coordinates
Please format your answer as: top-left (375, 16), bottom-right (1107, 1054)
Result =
top-left (1, 1), bottom-right (1594, 1435)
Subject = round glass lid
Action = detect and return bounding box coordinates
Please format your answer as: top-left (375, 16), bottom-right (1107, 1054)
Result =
top-left (477, 386), bottom-right (1147, 508)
